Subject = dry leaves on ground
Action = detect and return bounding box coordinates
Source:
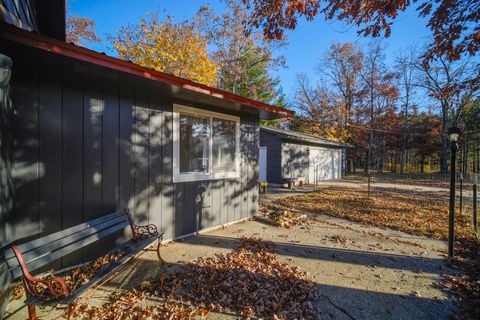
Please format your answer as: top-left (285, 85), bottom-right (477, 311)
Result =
top-left (79, 237), bottom-right (319, 320)
top-left (435, 240), bottom-right (480, 320)
top-left (277, 187), bottom-right (473, 242)
top-left (257, 205), bottom-right (311, 229)
top-left (277, 186), bottom-right (480, 320)
top-left (9, 250), bottom-right (125, 302)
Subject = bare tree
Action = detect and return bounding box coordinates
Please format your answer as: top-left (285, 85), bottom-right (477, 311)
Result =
top-left (317, 42), bottom-right (364, 171)
top-left (290, 73), bottom-right (350, 141)
top-left (198, 1), bottom-right (285, 97)
top-left (360, 41), bottom-right (399, 173)
top-left (395, 45), bottom-right (419, 173)
top-left (414, 55), bottom-right (479, 173)
top-left (317, 42), bottom-right (364, 127)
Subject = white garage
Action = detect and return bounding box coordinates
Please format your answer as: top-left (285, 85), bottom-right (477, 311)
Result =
top-left (259, 126), bottom-right (352, 184)
top-left (308, 147), bottom-right (343, 183)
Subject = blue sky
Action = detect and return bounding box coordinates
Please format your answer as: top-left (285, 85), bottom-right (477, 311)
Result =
top-left (70, 0), bottom-right (431, 99)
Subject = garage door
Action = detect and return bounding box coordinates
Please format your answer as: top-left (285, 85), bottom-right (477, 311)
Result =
top-left (308, 148), bottom-right (342, 183)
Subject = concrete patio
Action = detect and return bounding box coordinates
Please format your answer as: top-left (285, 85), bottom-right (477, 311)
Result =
top-left (5, 210), bottom-right (456, 319)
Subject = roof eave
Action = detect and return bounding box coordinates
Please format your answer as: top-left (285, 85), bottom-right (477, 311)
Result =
top-left (261, 126), bottom-right (354, 148)
top-left (0, 24), bottom-right (294, 120)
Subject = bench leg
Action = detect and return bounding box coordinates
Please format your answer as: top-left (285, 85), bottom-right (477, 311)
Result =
top-left (67, 300), bottom-right (78, 320)
top-left (27, 304), bottom-right (37, 320)
top-left (156, 237), bottom-right (165, 264)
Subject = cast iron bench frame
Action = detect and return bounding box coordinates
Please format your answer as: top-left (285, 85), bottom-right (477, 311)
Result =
top-left (3, 208), bottom-right (163, 320)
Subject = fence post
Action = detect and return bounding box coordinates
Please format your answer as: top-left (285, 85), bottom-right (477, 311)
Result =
top-left (474, 182), bottom-right (478, 233)
top-left (460, 173), bottom-right (463, 213)
top-left (473, 173), bottom-right (478, 233)
top-left (367, 173), bottom-right (371, 198)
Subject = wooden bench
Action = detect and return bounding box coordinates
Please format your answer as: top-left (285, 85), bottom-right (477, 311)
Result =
top-left (3, 208), bottom-right (163, 320)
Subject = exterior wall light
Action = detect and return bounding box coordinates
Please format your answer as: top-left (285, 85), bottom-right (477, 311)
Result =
top-left (0, 54), bottom-right (13, 88)
top-left (448, 126), bottom-right (461, 143)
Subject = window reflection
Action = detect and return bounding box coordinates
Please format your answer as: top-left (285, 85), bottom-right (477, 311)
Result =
top-left (179, 114), bottom-right (209, 173)
top-left (212, 118), bottom-right (236, 172)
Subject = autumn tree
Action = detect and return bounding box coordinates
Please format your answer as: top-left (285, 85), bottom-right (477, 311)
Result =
top-left (290, 73), bottom-right (351, 141)
top-left (200, 0), bottom-right (285, 101)
top-left (360, 41), bottom-right (399, 173)
top-left (319, 42), bottom-right (363, 125)
top-left (414, 54), bottom-right (478, 173)
top-left (459, 99), bottom-right (480, 172)
top-left (395, 45), bottom-right (419, 173)
top-left (66, 1), bottom-right (101, 45)
top-left (109, 13), bottom-right (218, 86)
top-left (409, 110), bottom-right (441, 173)
top-left (243, 0), bottom-right (480, 63)
top-left (66, 15), bottom-right (101, 45)
top-left (317, 42), bottom-right (364, 170)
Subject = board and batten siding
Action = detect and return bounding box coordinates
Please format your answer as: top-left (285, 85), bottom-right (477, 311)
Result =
top-left (0, 42), bottom-right (259, 269)
top-left (281, 142), bottom-right (310, 182)
top-left (259, 130), bottom-right (282, 183)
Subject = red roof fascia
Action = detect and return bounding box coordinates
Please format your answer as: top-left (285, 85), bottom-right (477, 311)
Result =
top-left (0, 24), bottom-right (293, 118)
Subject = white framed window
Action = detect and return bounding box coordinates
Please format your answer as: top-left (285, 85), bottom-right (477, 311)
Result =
top-left (173, 104), bottom-right (240, 182)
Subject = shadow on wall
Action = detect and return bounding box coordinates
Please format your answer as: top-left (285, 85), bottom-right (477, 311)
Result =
top-left (282, 144), bottom-right (309, 180)
top-left (0, 53), bottom-right (14, 316)
top-left (0, 44), bottom-right (260, 315)
top-left (225, 116), bottom-right (259, 222)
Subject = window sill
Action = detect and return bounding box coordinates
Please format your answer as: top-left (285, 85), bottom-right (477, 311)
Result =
top-left (173, 172), bottom-right (240, 183)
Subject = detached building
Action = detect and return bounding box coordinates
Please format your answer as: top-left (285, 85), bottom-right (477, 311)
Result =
top-left (259, 126), bottom-right (352, 185)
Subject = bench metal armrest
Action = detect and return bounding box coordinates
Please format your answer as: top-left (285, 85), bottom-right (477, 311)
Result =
top-left (125, 208), bottom-right (163, 241)
top-left (12, 246), bottom-right (70, 301)
top-left (131, 223), bottom-right (161, 240)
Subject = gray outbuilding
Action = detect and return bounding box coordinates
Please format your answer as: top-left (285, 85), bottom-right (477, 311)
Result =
top-left (259, 126), bottom-right (352, 185)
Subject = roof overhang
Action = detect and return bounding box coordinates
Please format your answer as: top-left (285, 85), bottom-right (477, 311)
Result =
top-left (261, 126), bottom-right (354, 148)
top-left (0, 24), bottom-right (294, 120)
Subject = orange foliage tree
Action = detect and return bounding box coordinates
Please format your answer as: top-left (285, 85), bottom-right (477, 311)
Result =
top-left (243, 0), bottom-right (480, 63)
top-left (109, 13), bottom-right (218, 86)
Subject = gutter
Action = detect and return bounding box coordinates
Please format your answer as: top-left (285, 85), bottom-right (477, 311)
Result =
top-left (0, 24), bottom-right (294, 118)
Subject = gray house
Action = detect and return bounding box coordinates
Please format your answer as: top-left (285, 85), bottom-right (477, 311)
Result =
top-left (259, 126), bottom-right (351, 184)
top-left (0, 0), bottom-right (292, 301)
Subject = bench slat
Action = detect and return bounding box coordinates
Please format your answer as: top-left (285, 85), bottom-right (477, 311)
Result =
top-left (10, 220), bottom-right (130, 279)
top-left (16, 215), bottom-right (130, 266)
top-left (3, 211), bottom-right (126, 260)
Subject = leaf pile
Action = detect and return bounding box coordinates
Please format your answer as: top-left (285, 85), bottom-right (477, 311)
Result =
top-left (257, 205), bottom-right (310, 228)
top-left (8, 283), bottom-right (24, 301)
top-left (435, 239), bottom-right (480, 320)
top-left (64, 250), bottom-right (125, 292)
top-left (8, 250), bottom-right (125, 302)
top-left (277, 187), bottom-right (474, 242)
top-left (79, 237), bottom-right (319, 319)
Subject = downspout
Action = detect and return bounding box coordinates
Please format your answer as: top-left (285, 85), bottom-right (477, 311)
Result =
top-left (0, 53), bottom-right (13, 317)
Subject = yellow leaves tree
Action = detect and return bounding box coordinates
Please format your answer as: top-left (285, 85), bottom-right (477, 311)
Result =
top-left (109, 13), bottom-right (218, 86)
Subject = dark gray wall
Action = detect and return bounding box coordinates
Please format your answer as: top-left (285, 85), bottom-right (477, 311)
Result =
top-left (0, 41), bottom-right (259, 293)
top-left (259, 130), bottom-right (282, 183)
top-left (0, 53), bottom-right (14, 316)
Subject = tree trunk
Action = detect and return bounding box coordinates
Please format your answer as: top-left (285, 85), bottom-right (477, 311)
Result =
top-left (440, 103), bottom-right (449, 173)
top-left (420, 154), bottom-right (425, 173)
